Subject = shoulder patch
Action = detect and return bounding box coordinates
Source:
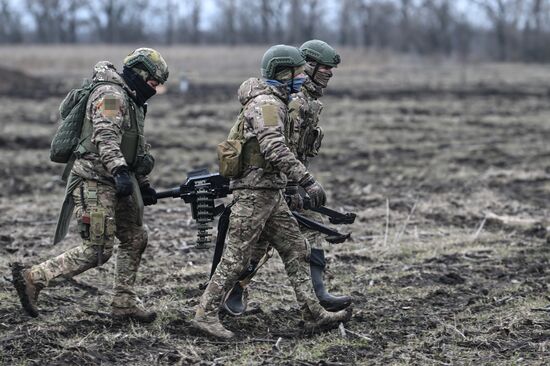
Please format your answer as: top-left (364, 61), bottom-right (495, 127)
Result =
top-left (98, 96), bottom-right (121, 118)
top-left (261, 104), bottom-right (279, 127)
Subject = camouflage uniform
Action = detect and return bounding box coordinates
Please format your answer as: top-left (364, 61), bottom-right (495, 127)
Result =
top-left (28, 62), bottom-right (150, 309)
top-left (196, 78), bottom-right (328, 323)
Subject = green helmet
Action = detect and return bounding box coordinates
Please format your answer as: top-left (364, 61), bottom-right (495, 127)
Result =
top-left (300, 40), bottom-right (341, 67)
top-left (261, 45), bottom-right (306, 79)
top-left (123, 47), bottom-right (169, 84)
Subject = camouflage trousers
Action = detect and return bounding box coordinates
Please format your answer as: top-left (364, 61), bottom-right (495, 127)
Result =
top-left (250, 207), bottom-right (325, 263)
top-left (197, 188), bottom-right (324, 319)
top-left (28, 179), bottom-right (148, 309)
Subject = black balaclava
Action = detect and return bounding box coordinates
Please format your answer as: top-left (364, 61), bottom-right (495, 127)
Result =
top-left (121, 67), bottom-right (157, 106)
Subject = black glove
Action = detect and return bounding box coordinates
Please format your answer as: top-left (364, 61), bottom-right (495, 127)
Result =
top-left (299, 174), bottom-right (326, 208)
top-left (140, 184), bottom-right (157, 206)
top-left (113, 166), bottom-right (133, 197)
top-left (285, 184), bottom-right (303, 211)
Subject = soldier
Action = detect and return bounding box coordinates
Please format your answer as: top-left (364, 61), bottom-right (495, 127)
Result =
top-left (223, 40), bottom-right (352, 316)
top-left (11, 48), bottom-right (169, 323)
top-left (191, 45), bottom-right (351, 339)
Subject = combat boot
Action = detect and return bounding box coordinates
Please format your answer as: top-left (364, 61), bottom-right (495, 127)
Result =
top-left (191, 307), bottom-right (235, 339)
top-left (310, 248), bottom-right (352, 312)
top-left (303, 304), bottom-right (352, 332)
top-left (11, 262), bottom-right (43, 317)
top-left (111, 305), bottom-right (157, 323)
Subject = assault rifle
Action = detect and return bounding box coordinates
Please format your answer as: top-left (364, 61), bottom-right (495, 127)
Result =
top-left (154, 168), bottom-right (356, 250)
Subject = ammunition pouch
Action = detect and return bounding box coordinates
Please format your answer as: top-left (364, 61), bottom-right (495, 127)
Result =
top-left (218, 106), bottom-right (276, 178)
top-left (299, 125), bottom-right (324, 159)
top-left (218, 137), bottom-right (273, 178)
top-left (217, 139), bottom-right (243, 178)
top-left (133, 153), bottom-right (155, 176)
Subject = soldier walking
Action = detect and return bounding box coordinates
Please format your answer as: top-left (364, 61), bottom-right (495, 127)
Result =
top-left (223, 40), bottom-right (352, 316)
top-left (12, 48), bottom-right (168, 323)
top-left (191, 45), bottom-right (351, 339)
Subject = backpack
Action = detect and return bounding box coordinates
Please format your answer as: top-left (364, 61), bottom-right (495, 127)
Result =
top-left (50, 80), bottom-right (111, 164)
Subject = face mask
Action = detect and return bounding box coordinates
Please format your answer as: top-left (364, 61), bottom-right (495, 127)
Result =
top-left (288, 77), bottom-right (306, 93)
top-left (122, 67), bottom-right (157, 106)
top-left (313, 68), bottom-right (332, 88)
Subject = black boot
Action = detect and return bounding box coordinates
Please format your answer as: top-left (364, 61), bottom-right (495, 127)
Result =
top-left (222, 262), bottom-right (257, 316)
top-left (310, 248), bottom-right (352, 312)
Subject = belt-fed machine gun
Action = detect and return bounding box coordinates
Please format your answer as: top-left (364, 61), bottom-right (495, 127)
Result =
top-left (153, 168), bottom-right (356, 250)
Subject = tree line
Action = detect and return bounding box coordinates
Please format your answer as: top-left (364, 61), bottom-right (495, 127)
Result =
top-left (1, 0), bottom-right (550, 62)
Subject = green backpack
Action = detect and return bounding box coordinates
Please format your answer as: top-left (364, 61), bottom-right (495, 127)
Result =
top-left (50, 80), bottom-right (111, 164)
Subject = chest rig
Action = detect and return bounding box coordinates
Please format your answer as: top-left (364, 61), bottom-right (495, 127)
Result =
top-left (75, 88), bottom-right (146, 171)
top-left (290, 90), bottom-right (324, 163)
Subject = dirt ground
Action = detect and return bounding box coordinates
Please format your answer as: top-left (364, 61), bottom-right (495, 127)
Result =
top-left (0, 45), bottom-right (550, 365)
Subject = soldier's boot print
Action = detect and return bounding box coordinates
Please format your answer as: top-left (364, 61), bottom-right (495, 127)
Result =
top-left (111, 303), bottom-right (157, 323)
top-left (11, 262), bottom-right (43, 317)
top-left (310, 248), bottom-right (352, 312)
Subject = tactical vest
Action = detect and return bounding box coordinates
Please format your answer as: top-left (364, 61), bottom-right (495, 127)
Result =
top-left (290, 93), bottom-right (324, 162)
top-left (75, 88), bottom-right (145, 170)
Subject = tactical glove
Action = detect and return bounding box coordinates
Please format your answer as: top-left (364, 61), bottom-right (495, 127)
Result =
top-left (300, 174), bottom-right (326, 208)
top-left (113, 166), bottom-right (133, 197)
top-left (285, 184), bottom-right (303, 211)
top-left (140, 184), bottom-right (157, 206)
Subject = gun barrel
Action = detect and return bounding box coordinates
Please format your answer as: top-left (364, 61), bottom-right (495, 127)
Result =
top-left (155, 188), bottom-right (182, 200)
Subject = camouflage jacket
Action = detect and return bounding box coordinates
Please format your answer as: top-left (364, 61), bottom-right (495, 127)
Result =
top-left (288, 77), bottom-right (324, 167)
top-left (72, 61), bottom-right (149, 187)
top-left (230, 78), bottom-right (309, 190)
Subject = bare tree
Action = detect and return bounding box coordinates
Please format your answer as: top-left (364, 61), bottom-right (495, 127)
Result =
top-left (471, 0), bottom-right (525, 61)
top-left (302, 0), bottom-right (320, 41)
top-left (287, 0), bottom-right (303, 44)
top-left (522, 0), bottom-right (549, 61)
top-left (189, 0), bottom-right (201, 44)
top-left (87, 0), bottom-right (149, 43)
top-left (0, 0), bottom-right (23, 43)
top-left (25, 0), bottom-right (85, 43)
top-left (421, 0), bottom-right (454, 55)
top-left (215, 0), bottom-right (238, 44)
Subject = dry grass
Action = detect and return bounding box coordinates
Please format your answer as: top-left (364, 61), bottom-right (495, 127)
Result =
top-left (1, 45), bottom-right (550, 365)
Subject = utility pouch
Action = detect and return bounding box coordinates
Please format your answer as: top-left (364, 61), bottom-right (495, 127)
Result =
top-left (217, 139), bottom-right (243, 178)
top-left (105, 216), bottom-right (116, 238)
top-left (79, 213), bottom-right (91, 239)
top-left (305, 126), bottom-right (324, 158)
top-left (134, 153), bottom-right (155, 176)
top-left (89, 208), bottom-right (105, 245)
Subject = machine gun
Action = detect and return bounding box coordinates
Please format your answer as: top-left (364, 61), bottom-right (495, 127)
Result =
top-left (154, 168), bottom-right (356, 250)
top-left (155, 168), bottom-right (231, 249)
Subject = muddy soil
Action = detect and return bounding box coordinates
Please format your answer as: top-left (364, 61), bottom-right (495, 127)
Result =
top-left (1, 49), bottom-right (550, 365)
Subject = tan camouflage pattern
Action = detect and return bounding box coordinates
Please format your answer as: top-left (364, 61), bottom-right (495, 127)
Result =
top-left (288, 77), bottom-right (324, 166)
top-left (230, 78), bottom-right (309, 190)
top-left (72, 61), bottom-right (149, 187)
top-left (249, 77), bottom-right (328, 266)
top-left (197, 189), bottom-right (326, 319)
top-left (28, 179), bottom-right (148, 308)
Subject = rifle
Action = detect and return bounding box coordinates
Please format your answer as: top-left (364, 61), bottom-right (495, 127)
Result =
top-left (154, 168), bottom-right (356, 250)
